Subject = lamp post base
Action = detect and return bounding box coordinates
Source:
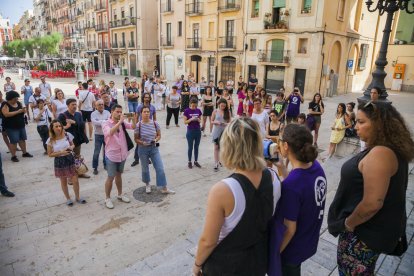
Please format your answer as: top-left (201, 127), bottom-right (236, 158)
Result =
top-left (76, 66), bottom-right (84, 82)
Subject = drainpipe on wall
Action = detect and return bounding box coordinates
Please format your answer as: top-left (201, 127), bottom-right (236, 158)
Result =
top-left (135, 1), bottom-right (139, 77)
top-left (159, 0), bottom-right (162, 78)
top-left (318, 24), bottom-right (326, 94)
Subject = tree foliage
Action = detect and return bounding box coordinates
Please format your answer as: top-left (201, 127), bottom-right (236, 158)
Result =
top-left (2, 32), bottom-right (63, 58)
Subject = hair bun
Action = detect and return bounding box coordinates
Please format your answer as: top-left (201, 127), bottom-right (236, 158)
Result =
top-left (300, 143), bottom-right (318, 163)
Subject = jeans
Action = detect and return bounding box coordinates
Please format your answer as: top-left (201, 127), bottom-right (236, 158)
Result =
top-left (92, 134), bottom-right (106, 169)
top-left (134, 144), bottom-right (139, 162)
top-left (105, 157), bottom-right (126, 177)
top-left (138, 145), bottom-right (167, 187)
top-left (186, 129), bottom-right (201, 162)
top-left (37, 125), bottom-right (49, 151)
top-left (128, 101), bottom-right (138, 113)
top-left (166, 106), bottom-right (179, 126)
top-left (0, 153), bottom-right (8, 193)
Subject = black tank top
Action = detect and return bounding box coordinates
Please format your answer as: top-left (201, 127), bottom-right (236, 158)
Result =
top-left (268, 122), bottom-right (282, 137)
top-left (2, 102), bottom-right (25, 129)
top-left (328, 148), bottom-right (408, 253)
top-left (202, 169), bottom-right (273, 276)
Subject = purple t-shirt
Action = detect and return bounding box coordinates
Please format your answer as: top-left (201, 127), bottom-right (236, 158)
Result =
top-left (286, 95), bottom-right (301, 117)
top-left (271, 161), bottom-right (327, 266)
top-left (184, 108), bottom-right (202, 130)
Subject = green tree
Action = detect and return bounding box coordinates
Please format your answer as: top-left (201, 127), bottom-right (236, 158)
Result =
top-left (2, 33), bottom-right (63, 58)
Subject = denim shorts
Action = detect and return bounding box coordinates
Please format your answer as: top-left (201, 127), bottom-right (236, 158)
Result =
top-left (6, 128), bottom-right (27, 144)
top-left (105, 157), bottom-right (126, 177)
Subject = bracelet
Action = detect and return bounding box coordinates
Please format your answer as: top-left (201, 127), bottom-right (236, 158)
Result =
top-left (194, 262), bottom-right (202, 268)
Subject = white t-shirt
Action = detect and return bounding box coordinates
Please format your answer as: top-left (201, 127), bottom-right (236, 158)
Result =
top-left (78, 90), bottom-right (95, 111)
top-left (28, 94), bottom-right (47, 106)
top-left (33, 107), bottom-right (51, 126)
top-left (46, 133), bottom-right (74, 152)
top-left (251, 110), bottom-right (269, 138)
top-left (52, 99), bottom-right (68, 116)
top-left (39, 82), bottom-right (51, 98)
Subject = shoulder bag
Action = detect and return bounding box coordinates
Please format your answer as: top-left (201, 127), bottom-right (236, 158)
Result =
top-left (121, 123), bottom-right (134, 151)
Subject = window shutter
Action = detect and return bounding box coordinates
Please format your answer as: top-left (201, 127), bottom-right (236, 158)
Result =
top-left (304, 0), bottom-right (312, 9)
top-left (273, 0), bottom-right (286, 8)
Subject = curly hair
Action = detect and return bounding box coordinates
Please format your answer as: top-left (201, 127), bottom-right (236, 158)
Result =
top-left (358, 102), bottom-right (414, 162)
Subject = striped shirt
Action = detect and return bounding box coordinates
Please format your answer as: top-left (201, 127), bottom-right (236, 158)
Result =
top-left (134, 120), bottom-right (160, 144)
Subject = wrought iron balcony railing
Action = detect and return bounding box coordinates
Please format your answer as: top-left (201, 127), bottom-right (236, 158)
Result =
top-left (109, 17), bottom-right (136, 28)
top-left (257, 49), bottom-right (290, 64)
top-left (186, 37), bottom-right (201, 49)
top-left (218, 36), bottom-right (236, 49)
top-left (185, 2), bottom-right (203, 15)
top-left (218, 0), bottom-right (241, 12)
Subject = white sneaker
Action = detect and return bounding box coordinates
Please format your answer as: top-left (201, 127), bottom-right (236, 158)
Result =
top-left (161, 187), bottom-right (176, 194)
top-left (117, 195), bottom-right (130, 203)
top-left (145, 185), bottom-right (151, 194)
top-left (105, 198), bottom-right (114, 209)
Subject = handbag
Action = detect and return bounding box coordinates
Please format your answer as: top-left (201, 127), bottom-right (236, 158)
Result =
top-left (121, 123), bottom-right (134, 151)
top-left (74, 155), bottom-right (89, 175)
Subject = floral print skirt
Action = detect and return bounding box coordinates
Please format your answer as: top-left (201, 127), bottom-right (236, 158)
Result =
top-left (337, 231), bottom-right (380, 276)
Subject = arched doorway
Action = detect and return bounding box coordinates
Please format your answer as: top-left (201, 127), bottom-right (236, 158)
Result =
top-left (164, 55), bottom-right (174, 81)
top-left (190, 55), bottom-right (202, 82)
top-left (330, 41), bottom-right (342, 74)
top-left (221, 56), bottom-right (236, 82)
top-left (129, 54), bottom-right (137, 77)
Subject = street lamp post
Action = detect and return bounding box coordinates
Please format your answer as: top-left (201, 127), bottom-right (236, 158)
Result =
top-left (74, 31), bottom-right (84, 82)
top-left (358, 0), bottom-right (414, 104)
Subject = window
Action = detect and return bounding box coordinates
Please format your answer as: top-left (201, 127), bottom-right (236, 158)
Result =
top-left (208, 22), bottom-right (214, 38)
top-left (337, 0), bottom-right (345, 21)
top-left (178, 21), bottom-right (182, 36)
top-left (250, 39), bottom-right (257, 51)
top-left (121, 7), bottom-right (125, 18)
top-left (358, 44), bottom-right (369, 70)
top-left (130, 6), bottom-right (134, 17)
top-left (122, 32), bottom-right (125, 45)
top-left (166, 23), bottom-right (172, 44)
top-left (251, 0), bottom-right (259, 18)
top-left (301, 0), bottom-right (312, 13)
top-left (298, 38), bottom-right (308, 54)
top-left (113, 9), bottom-right (117, 20)
top-left (130, 31), bottom-right (134, 46)
top-left (248, 65), bottom-right (257, 77)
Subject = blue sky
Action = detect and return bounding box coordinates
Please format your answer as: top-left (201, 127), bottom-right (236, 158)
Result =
top-left (0, 0), bottom-right (33, 25)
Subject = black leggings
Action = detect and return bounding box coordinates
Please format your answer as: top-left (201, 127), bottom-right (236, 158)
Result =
top-left (166, 106), bottom-right (180, 126)
top-left (37, 125), bottom-right (49, 151)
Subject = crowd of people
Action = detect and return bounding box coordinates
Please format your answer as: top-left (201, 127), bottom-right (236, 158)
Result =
top-left (0, 72), bottom-right (412, 276)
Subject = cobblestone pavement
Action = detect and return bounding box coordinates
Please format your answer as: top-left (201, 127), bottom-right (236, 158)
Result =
top-left (0, 72), bottom-right (413, 275)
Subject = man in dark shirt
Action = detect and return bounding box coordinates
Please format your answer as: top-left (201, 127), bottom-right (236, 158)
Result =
top-left (248, 74), bottom-right (258, 91)
top-left (58, 98), bottom-right (90, 178)
top-left (101, 93), bottom-right (115, 112)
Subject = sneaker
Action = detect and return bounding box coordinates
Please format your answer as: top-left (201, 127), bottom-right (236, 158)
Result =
top-left (22, 152), bottom-right (33, 158)
top-left (93, 169), bottom-right (98, 175)
top-left (175, 124), bottom-right (180, 127)
top-left (76, 197), bottom-right (87, 204)
top-left (145, 185), bottom-right (151, 194)
top-left (160, 187), bottom-right (176, 194)
top-left (214, 164), bottom-right (219, 172)
top-left (105, 198), bottom-right (114, 209)
top-left (1, 190), bottom-right (15, 197)
top-left (188, 161), bottom-right (193, 169)
top-left (131, 160), bottom-right (139, 167)
top-left (11, 156), bottom-right (19, 162)
top-left (66, 199), bottom-right (74, 206)
top-left (117, 195), bottom-right (131, 203)
top-left (194, 161), bottom-right (202, 168)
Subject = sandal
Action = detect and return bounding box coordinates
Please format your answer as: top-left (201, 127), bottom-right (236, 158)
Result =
top-left (76, 198), bottom-right (87, 204)
top-left (66, 199), bottom-right (74, 206)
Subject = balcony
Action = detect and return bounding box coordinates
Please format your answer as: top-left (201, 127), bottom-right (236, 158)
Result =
top-left (185, 2), bottom-right (203, 16)
top-left (95, 2), bottom-right (107, 11)
top-left (84, 1), bottom-right (93, 10)
top-left (119, 41), bottom-right (126, 48)
top-left (263, 10), bottom-right (290, 31)
top-left (112, 42), bottom-right (118, 48)
top-left (87, 41), bottom-right (97, 48)
top-left (218, 0), bottom-right (240, 12)
top-left (186, 38), bottom-right (201, 49)
top-left (218, 36), bottom-right (236, 49)
top-left (109, 17), bottom-right (136, 29)
top-left (257, 49), bottom-right (290, 64)
top-left (161, 1), bottom-right (174, 13)
top-left (128, 40), bottom-right (135, 48)
top-left (85, 21), bottom-right (95, 29)
top-left (76, 9), bottom-right (84, 16)
top-left (98, 41), bottom-right (109, 49)
top-left (161, 37), bottom-right (174, 48)
top-left (95, 23), bottom-right (108, 32)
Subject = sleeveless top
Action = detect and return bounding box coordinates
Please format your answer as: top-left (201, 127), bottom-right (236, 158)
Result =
top-left (53, 99), bottom-right (68, 116)
top-left (211, 110), bottom-right (226, 140)
top-left (203, 169), bottom-right (281, 276)
top-left (167, 93), bottom-right (180, 108)
top-left (3, 102), bottom-right (25, 129)
top-left (268, 122), bottom-right (282, 137)
top-left (328, 148), bottom-right (408, 254)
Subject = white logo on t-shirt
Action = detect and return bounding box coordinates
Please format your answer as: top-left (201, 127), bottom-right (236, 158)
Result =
top-left (314, 176), bottom-right (327, 219)
top-left (292, 96), bottom-right (298, 104)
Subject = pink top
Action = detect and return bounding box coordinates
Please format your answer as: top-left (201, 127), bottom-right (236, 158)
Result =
top-left (103, 119), bottom-right (133, 162)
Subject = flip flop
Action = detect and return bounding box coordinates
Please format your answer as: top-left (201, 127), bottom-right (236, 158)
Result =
top-left (76, 198), bottom-right (87, 204)
top-left (66, 199), bottom-right (74, 206)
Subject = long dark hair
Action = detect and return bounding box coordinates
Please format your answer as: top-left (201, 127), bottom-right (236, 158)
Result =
top-left (358, 102), bottom-right (414, 162)
top-left (48, 119), bottom-right (64, 143)
top-left (281, 124), bottom-right (318, 163)
top-left (205, 86), bottom-right (212, 96)
top-left (181, 81), bottom-right (189, 91)
top-left (337, 103), bottom-right (346, 117)
top-left (312, 93), bottom-right (322, 104)
top-left (217, 98), bottom-right (231, 122)
top-left (141, 92), bottom-right (152, 104)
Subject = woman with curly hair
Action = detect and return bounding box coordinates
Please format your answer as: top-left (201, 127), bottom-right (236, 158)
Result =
top-left (328, 102), bottom-right (414, 275)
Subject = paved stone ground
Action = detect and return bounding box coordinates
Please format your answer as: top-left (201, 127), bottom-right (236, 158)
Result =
top-left (0, 72), bottom-right (413, 275)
